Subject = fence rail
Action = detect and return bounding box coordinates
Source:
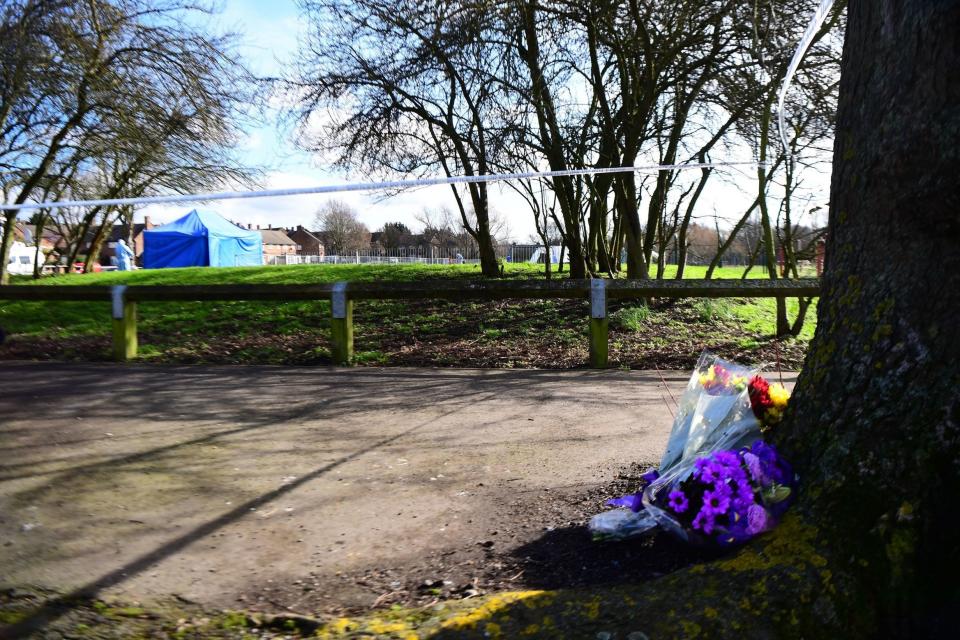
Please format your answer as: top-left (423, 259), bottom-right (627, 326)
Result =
top-left (0, 278), bottom-right (820, 367)
top-left (271, 254), bottom-right (481, 266)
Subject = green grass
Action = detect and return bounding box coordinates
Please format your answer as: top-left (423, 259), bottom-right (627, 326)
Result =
top-left (692, 298), bottom-right (735, 323)
top-left (0, 262), bottom-right (817, 368)
top-left (611, 304), bottom-right (651, 332)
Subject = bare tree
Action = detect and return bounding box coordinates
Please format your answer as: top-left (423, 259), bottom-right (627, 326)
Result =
top-left (314, 200), bottom-right (370, 255)
top-left (0, 0), bottom-right (259, 283)
top-left (293, 0), bottom-right (505, 277)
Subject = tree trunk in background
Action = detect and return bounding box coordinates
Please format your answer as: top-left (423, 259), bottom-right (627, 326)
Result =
top-left (756, 95), bottom-right (790, 336)
top-left (471, 194), bottom-right (501, 278)
top-left (0, 211), bottom-right (15, 284)
top-left (615, 175), bottom-right (647, 279)
top-left (775, 1), bottom-right (960, 633)
top-left (675, 160), bottom-right (711, 279)
top-left (32, 212), bottom-right (48, 279)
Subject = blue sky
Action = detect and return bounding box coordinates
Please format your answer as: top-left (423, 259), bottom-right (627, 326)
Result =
top-left (140, 1), bottom-right (831, 241)
top-left (142, 0), bottom-right (479, 236)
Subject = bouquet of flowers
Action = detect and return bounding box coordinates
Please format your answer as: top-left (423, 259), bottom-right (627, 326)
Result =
top-left (590, 352), bottom-right (794, 546)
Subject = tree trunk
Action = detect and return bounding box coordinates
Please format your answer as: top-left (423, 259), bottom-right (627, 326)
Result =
top-left (32, 212), bottom-right (48, 279)
top-left (777, 0), bottom-right (960, 633)
top-left (756, 94), bottom-right (790, 336)
top-left (615, 175), bottom-right (647, 279)
top-left (675, 160), bottom-right (712, 279)
top-left (0, 211), bottom-right (15, 284)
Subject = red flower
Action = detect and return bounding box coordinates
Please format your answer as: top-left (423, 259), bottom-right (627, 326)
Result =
top-left (748, 375), bottom-right (773, 419)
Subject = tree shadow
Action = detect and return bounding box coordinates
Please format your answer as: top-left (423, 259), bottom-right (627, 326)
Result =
top-left (506, 525), bottom-right (723, 591)
top-left (0, 397), bottom-right (479, 639)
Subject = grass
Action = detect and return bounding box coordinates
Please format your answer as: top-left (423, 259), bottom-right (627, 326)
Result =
top-left (0, 262), bottom-right (816, 369)
top-left (611, 304), bottom-right (651, 332)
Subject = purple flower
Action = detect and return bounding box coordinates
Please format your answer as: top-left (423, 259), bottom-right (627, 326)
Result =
top-left (734, 481), bottom-right (756, 507)
top-left (702, 488), bottom-right (731, 515)
top-left (640, 468), bottom-right (660, 485)
top-left (699, 461), bottom-right (725, 484)
top-left (746, 504), bottom-right (772, 535)
top-left (606, 492), bottom-right (643, 512)
top-left (693, 457), bottom-right (710, 480)
top-left (751, 441), bottom-right (778, 466)
top-left (692, 509), bottom-right (716, 534)
top-left (713, 450), bottom-right (740, 469)
top-left (668, 489), bottom-right (689, 513)
top-left (719, 507), bottom-right (754, 546)
top-left (743, 452), bottom-right (765, 483)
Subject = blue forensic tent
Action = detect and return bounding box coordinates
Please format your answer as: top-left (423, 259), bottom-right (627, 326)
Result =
top-left (143, 210), bottom-right (263, 269)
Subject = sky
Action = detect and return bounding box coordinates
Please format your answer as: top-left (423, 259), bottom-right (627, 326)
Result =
top-left (138, 0), bottom-right (832, 241)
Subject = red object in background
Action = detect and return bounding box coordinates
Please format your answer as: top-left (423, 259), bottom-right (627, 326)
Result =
top-left (816, 239), bottom-right (826, 277)
top-left (71, 262), bottom-right (102, 273)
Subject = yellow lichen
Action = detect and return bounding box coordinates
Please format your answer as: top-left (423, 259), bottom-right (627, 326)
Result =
top-left (316, 617), bottom-right (353, 639)
top-left (583, 596), bottom-right (601, 620)
top-left (680, 620), bottom-right (703, 638)
top-left (716, 515), bottom-right (826, 574)
top-left (365, 618), bottom-right (416, 636)
top-left (435, 591), bottom-right (547, 633)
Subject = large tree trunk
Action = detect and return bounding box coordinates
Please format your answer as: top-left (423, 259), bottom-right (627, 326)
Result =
top-left (435, 2), bottom-right (960, 637)
top-left (775, 0), bottom-right (960, 632)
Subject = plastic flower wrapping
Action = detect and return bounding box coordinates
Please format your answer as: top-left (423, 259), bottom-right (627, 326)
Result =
top-left (589, 352), bottom-right (795, 546)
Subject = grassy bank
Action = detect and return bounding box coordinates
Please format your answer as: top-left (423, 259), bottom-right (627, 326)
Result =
top-left (0, 263), bottom-right (815, 369)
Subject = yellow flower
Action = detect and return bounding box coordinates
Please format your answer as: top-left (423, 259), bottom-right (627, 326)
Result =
top-left (699, 366), bottom-right (717, 387)
top-left (766, 407), bottom-right (783, 424)
top-left (768, 383), bottom-right (790, 409)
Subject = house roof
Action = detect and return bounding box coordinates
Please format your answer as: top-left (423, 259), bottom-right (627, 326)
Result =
top-left (108, 224), bottom-right (147, 242)
top-left (15, 223), bottom-right (60, 244)
top-left (289, 227), bottom-right (322, 243)
top-left (259, 229), bottom-right (296, 245)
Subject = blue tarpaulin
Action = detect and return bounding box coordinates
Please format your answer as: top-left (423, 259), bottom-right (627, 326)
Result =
top-left (143, 210), bottom-right (263, 269)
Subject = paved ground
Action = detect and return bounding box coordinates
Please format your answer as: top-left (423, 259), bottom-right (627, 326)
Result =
top-left (0, 362), bottom-right (796, 616)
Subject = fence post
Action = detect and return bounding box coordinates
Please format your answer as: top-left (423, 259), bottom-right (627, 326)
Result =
top-left (589, 278), bottom-right (608, 369)
top-left (330, 281), bottom-right (353, 365)
top-left (111, 285), bottom-right (137, 362)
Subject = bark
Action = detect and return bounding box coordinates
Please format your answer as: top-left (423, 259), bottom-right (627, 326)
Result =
top-left (756, 95), bottom-right (790, 336)
top-left (776, 0), bottom-right (960, 633)
top-left (516, 1), bottom-right (587, 279)
top-left (614, 175), bottom-right (647, 279)
top-left (32, 213), bottom-right (48, 279)
top-left (83, 211), bottom-right (119, 273)
top-left (675, 160), bottom-right (712, 279)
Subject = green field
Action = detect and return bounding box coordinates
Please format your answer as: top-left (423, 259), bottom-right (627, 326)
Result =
top-left (0, 263), bottom-right (816, 369)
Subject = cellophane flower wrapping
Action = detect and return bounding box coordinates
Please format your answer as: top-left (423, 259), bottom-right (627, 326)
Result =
top-left (589, 353), bottom-right (795, 546)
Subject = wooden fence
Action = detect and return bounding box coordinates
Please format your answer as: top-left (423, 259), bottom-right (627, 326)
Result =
top-left (0, 278), bottom-right (820, 368)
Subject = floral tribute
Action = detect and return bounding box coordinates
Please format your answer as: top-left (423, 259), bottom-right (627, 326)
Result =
top-left (748, 375), bottom-right (791, 426)
top-left (590, 352), bottom-right (796, 546)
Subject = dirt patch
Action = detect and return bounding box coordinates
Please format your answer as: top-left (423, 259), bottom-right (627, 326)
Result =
top-left (237, 464), bottom-right (715, 618)
top-left (0, 465), bottom-right (715, 638)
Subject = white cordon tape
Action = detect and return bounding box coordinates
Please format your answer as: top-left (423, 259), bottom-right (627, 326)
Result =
top-left (778, 0), bottom-right (837, 154)
top-left (2, 160), bottom-right (766, 212)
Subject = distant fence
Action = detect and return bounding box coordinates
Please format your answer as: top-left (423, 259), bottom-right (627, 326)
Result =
top-left (0, 278), bottom-right (820, 368)
top-left (270, 253), bottom-right (480, 266)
